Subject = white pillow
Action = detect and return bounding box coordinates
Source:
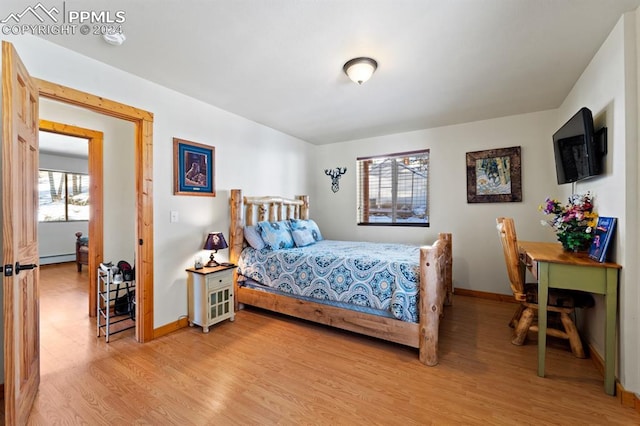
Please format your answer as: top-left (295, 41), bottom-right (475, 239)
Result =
top-left (244, 225), bottom-right (265, 250)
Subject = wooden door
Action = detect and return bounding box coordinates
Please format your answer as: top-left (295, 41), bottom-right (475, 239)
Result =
top-left (2, 41), bottom-right (40, 425)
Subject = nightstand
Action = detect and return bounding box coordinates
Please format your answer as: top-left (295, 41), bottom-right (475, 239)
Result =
top-left (185, 264), bottom-right (236, 333)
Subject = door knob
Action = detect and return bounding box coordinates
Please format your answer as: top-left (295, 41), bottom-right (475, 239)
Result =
top-left (15, 262), bottom-right (38, 275)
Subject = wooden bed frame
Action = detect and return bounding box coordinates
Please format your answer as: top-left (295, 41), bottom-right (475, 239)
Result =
top-left (229, 189), bottom-right (453, 365)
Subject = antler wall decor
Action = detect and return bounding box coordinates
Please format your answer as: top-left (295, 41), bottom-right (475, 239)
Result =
top-left (324, 167), bottom-right (347, 193)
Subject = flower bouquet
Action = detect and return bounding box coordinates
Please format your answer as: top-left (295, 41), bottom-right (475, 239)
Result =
top-left (539, 193), bottom-right (598, 251)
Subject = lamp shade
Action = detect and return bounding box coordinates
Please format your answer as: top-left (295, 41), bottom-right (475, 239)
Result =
top-left (203, 232), bottom-right (228, 251)
top-left (343, 57), bottom-right (378, 85)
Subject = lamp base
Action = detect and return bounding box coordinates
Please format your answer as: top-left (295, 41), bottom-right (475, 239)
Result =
top-left (205, 252), bottom-right (219, 268)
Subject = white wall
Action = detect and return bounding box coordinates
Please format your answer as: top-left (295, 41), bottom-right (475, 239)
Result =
top-left (38, 152), bottom-right (89, 264)
top-left (557, 12), bottom-right (639, 395)
top-left (39, 99), bottom-right (136, 265)
top-left (0, 34), bottom-right (313, 330)
top-left (314, 110), bottom-right (559, 294)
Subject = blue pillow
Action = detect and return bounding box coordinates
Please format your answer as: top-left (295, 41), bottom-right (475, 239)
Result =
top-left (289, 219), bottom-right (323, 241)
top-left (257, 221), bottom-right (294, 250)
top-left (244, 225), bottom-right (265, 250)
top-left (292, 228), bottom-right (316, 247)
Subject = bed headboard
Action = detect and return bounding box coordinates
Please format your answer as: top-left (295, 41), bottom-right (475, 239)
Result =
top-left (229, 189), bottom-right (309, 264)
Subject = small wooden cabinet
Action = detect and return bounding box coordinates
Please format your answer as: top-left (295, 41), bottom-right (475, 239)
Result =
top-left (185, 265), bottom-right (235, 333)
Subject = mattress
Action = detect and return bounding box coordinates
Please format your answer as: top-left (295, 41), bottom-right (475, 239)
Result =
top-left (237, 240), bottom-right (420, 322)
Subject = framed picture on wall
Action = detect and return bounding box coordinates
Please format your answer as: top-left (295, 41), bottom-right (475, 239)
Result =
top-left (466, 146), bottom-right (522, 203)
top-left (173, 138), bottom-right (215, 196)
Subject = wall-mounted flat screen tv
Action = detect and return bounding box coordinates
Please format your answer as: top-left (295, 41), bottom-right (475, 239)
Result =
top-left (553, 107), bottom-right (606, 185)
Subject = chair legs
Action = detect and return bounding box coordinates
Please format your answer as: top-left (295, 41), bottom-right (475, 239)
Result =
top-left (510, 307), bottom-right (587, 358)
top-left (511, 307), bottom-right (534, 346)
top-left (560, 312), bottom-right (586, 358)
top-left (509, 305), bottom-right (525, 328)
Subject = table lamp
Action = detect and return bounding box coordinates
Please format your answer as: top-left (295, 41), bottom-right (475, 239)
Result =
top-left (203, 231), bottom-right (228, 267)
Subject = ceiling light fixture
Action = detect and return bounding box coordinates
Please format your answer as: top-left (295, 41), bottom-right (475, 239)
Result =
top-left (343, 57), bottom-right (378, 85)
top-left (103, 33), bottom-right (126, 46)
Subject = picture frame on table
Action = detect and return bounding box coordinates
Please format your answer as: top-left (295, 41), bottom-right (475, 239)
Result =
top-left (466, 146), bottom-right (522, 203)
top-left (173, 138), bottom-right (215, 196)
top-left (588, 217), bottom-right (617, 263)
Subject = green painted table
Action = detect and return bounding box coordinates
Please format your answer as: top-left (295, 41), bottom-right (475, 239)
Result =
top-left (519, 241), bottom-right (621, 396)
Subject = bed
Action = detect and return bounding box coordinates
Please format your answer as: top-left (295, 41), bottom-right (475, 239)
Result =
top-left (229, 189), bottom-right (452, 365)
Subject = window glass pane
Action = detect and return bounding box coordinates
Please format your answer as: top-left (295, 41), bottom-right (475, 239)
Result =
top-left (367, 158), bottom-right (393, 222)
top-left (38, 171), bottom-right (66, 222)
top-left (397, 155), bottom-right (428, 223)
top-left (38, 170), bottom-right (90, 222)
top-left (67, 173), bottom-right (90, 221)
top-left (357, 150), bottom-right (429, 226)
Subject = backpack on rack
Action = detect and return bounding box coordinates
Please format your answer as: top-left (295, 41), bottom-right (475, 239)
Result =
top-left (117, 260), bottom-right (135, 282)
top-left (114, 286), bottom-right (135, 319)
top-left (114, 260), bottom-right (135, 319)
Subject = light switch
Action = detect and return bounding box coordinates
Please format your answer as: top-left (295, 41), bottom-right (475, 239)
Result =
top-left (170, 210), bottom-right (179, 223)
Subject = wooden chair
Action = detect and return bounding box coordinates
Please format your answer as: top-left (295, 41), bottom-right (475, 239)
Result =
top-left (75, 232), bottom-right (89, 272)
top-left (496, 217), bottom-right (593, 358)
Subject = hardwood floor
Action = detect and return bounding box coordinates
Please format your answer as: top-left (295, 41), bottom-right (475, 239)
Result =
top-left (17, 263), bottom-right (639, 424)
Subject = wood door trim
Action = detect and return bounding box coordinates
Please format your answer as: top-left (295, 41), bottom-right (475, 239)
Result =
top-left (35, 79), bottom-right (155, 343)
top-left (35, 79), bottom-right (153, 121)
top-left (39, 119), bottom-right (104, 318)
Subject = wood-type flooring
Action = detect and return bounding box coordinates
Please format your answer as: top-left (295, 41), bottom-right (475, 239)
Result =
top-left (9, 262), bottom-right (637, 424)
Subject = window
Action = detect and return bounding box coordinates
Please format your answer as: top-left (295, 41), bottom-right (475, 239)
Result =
top-left (38, 170), bottom-right (89, 222)
top-left (357, 149), bottom-right (429, 226)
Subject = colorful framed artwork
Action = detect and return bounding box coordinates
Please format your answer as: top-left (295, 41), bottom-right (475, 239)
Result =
top-left (466, 146), bottom-right (522, 203)
top-left (589, 217), bottom-right (617, 263)
top-left (173, 138), bottom-right (215, 196)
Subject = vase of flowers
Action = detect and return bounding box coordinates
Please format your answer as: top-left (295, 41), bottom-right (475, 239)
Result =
top-left (539, 192), bottom-right (598, 252)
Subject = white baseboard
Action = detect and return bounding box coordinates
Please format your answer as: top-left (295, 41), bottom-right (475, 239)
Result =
top-left (39, 254), bottom-right (75, 265)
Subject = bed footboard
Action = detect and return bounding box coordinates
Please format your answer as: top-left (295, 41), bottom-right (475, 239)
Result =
top-left (418, 233), bottom-right (451, 366)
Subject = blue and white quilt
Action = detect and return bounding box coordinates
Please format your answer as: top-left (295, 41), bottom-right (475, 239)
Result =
top-left (237, 240), bottom-right (420, 322)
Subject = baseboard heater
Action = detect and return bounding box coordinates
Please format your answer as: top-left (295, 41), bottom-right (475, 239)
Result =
top-left (39, 254), bottom-right (75, 265)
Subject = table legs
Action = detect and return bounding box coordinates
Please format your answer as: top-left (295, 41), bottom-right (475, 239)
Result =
top-left (537, 262), bottom-right (549, 378)
top-left (536, 262), bottom-right (617, 396)
top-left (604, 268), bottom-right (617, 396)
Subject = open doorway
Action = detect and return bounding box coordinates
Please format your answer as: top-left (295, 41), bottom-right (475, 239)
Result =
top-left (36, 106), bottom-right (140, 382)
top-left (36, 78), bottom-right (155, 343)
top-left (38, 115), bottom-right (105, 317)
top-left (38, 129), bottom-right (90, 300)
top-left (37, 97), bottom-right (138, 318)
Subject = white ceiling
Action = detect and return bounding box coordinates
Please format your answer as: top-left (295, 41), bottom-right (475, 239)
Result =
top-left (32, 0), bottom-right (640, 145)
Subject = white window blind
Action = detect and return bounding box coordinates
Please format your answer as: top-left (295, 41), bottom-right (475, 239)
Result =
top-left (357, 149), bottom-right (429, 226)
